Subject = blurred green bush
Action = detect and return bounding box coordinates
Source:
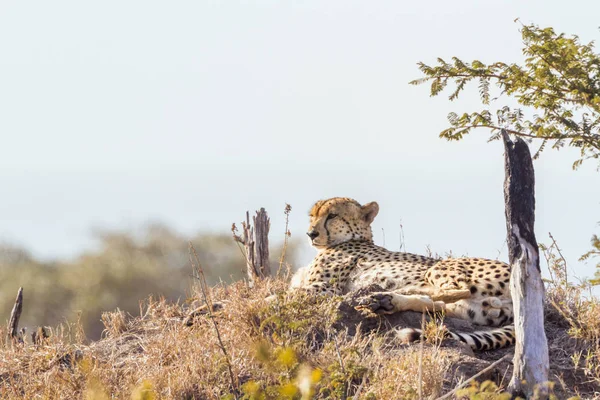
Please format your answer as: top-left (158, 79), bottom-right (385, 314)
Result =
top-left (0, 224), bottom-right (300, 339)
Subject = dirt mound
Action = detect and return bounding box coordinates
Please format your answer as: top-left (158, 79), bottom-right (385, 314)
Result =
top-left (333, 285), bottom-right (599, 397)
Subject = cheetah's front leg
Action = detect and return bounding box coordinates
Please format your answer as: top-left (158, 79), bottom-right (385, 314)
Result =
top-left (357, 291), bottom-right (446, 314)
top-left (393, 286), bottom-right (471, 303)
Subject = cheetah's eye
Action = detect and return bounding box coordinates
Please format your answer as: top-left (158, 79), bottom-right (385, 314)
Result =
top-left (327, 213), bottom-right (338, 220)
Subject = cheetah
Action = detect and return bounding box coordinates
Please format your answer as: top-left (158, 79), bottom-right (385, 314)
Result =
top-left (291, 197), bottom-right (515, 351)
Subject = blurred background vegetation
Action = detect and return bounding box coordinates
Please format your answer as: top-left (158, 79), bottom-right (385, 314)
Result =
top-left (0, 224), bottom-right (301, 340)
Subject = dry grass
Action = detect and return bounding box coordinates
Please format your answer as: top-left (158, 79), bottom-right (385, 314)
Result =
top-left (540, 237), bottom-right (600, 398)
top-left (0, 278), bottom-right (464, 400)
top-left (3, 233), bottom-right (600, 399)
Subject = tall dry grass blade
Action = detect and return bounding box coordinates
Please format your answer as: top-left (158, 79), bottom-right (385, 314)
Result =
top-left (418, 312), bottom-right (425, 400)
top-left (189, 243), bottom-right (238, 397)
top-left (399, 221), bottom-right (406, 252)
top-left (549, 232), bottom-right (570, 290)
top-left (277, 203), bottom-right (292, 277)
top-left (333, 333), bottom-right (348, 400)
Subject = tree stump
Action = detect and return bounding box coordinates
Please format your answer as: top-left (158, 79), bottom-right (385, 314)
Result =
top-left (233, 208), bottom-right (271, 287)
top-left (502, 130), bottom-right (549, 398)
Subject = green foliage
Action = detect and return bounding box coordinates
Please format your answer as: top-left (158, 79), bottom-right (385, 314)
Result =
top-left (412, 20), bottom-right (600, 282)
top-left (320, 359), bottom-right (368, 399)
top-left (83, 378), bottom-right (110, 400)
top-left (256, 292), bottom-right (340, 348)
top-left (247, 292), bottom-right (376, 399)
top-left (456, 380), bottom-right (512, 400)
top-left (131, 380), bottom-right (156, 400)
top-left (240, 344), bottom-right (323, 400)
top-left (456, 380), bottom-right (575, 400)
top-left (411, 21), bottom-right (600, 169)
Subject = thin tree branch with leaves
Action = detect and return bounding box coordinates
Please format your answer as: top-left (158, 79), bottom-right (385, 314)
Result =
top-left (411, 21), bottom-right (600, 169)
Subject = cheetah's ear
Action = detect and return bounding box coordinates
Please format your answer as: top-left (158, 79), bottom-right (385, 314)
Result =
top-left (361, 202), bottom-right (379, 224)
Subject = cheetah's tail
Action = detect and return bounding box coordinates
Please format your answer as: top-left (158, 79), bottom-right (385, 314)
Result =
top-left (396, 324), bottom-right (515, 351)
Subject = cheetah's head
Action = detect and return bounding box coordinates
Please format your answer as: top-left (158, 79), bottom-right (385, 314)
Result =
top-left (307, 197), bottom-right (379, 250)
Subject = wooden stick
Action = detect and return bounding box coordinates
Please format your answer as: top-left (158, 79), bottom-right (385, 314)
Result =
top-left (418, 313), bottom-right (425, 400)
top-left (8, 287), bottom-right (23, 341)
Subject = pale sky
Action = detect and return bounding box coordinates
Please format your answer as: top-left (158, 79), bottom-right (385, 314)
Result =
top-left (1, 1), bottom-right (599, 278)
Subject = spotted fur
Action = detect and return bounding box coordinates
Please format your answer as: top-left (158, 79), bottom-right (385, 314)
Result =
top-left (292, 197), bottom-right (515, 351)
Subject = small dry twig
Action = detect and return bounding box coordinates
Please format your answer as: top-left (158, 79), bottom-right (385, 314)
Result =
top-left (418, 313), bottom-right (425, 400)
top-left (352, 374), bottom-right (367, 400)
top-left (436, 354), bottom-right (512, 400)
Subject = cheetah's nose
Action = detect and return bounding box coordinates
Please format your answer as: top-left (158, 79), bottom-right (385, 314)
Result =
top-left (307, 231), bottom-right (319, 240)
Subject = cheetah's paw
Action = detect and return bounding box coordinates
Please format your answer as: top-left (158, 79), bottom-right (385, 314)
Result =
top-left (356, 292), bottom-right (396, 314)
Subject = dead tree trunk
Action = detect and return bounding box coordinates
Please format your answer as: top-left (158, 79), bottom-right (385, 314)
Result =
top-left (253, 209), bottom-right (270, 279)
top-left (8, 287), bottom-right (23, 342)
top-left (502, 130), bottom-right (549, 398)
top-left (233, 208), bottom-right (271, 287)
